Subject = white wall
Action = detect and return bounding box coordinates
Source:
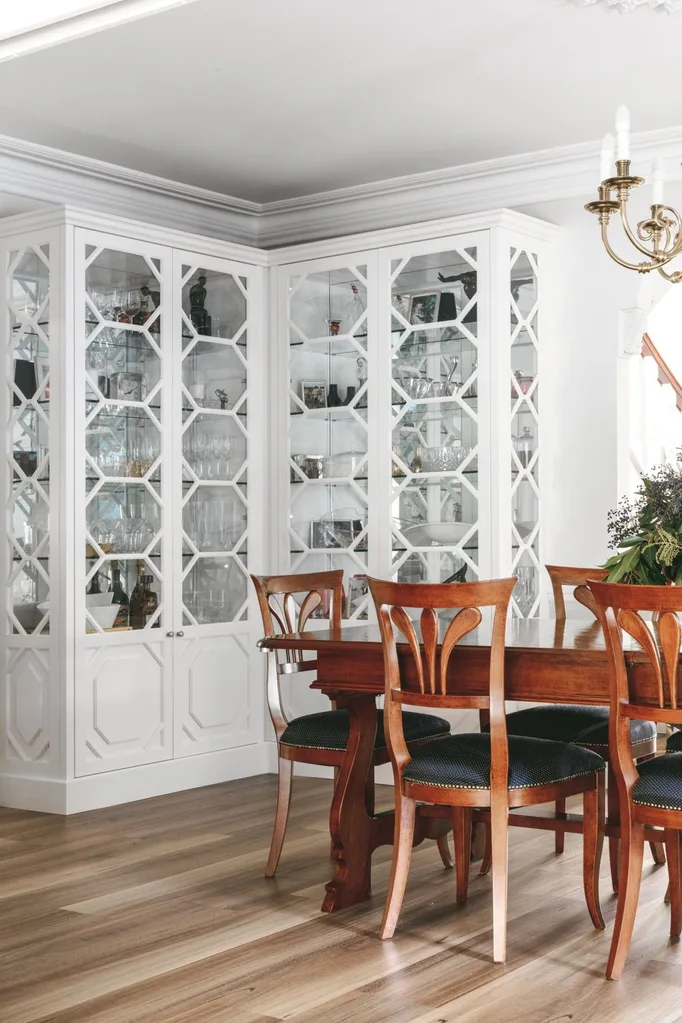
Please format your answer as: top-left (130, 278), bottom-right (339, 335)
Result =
top-left (518, 185), bottom-right (682, 569)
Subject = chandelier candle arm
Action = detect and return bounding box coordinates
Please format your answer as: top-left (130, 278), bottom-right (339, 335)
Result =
top-left (586, 108), bottom-right (682, 280)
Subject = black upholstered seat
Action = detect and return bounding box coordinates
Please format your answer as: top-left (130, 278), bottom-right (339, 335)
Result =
top-left (280, 709), bottom-right (450, 752)
top-left (499, 705), bottom-right (656, 749)
top-left (632, 753), bottom-right (682, 811)
top-left (402, 732), bottom-right (605, 791)
top-left (667, 729), bottom-right (682, 753)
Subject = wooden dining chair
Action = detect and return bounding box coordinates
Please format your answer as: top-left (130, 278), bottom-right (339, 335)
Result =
top-left (368, 576), bottom-right (605, 964)
top-left (251, 569), bottom-right (452, 877)
top-left (589, 580), bottom-right (682, 980)
top-left (488, 564), bottom-right (659, 888)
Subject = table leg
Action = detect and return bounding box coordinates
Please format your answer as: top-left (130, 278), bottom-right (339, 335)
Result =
top-left (323, 693), bottom-right (381, 912)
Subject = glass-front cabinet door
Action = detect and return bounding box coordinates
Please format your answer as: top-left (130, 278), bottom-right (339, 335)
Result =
top-left (82, 243), bottom-right (169, 635)
top-left (285, 256), bottom-right (371, 620)
top-left (382, 235), bottom-right (489, 587)
top-left (76, 233), bottom-right (173, 774)
top-left (6, 244), bottom-right (52, 638)
top-left (178, 260), bottom-right (249, 629)
top-left (509, 246), bottom-right (540, 618)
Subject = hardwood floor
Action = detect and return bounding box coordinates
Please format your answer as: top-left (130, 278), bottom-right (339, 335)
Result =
top-left (0, 776), bottom-right (681, 1023)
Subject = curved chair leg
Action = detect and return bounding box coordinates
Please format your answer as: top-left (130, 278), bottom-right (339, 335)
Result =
top-left (606, 823), bottom-right (645, 980)
top-left (490, 801), bottom-right (509, 964)
top-left (555, 798), bottom-right (566, 855)
top-left (583, 776), bottom-right (605, 930)
top-left (479, 823), bottom-right (492, 876)
top-left (665, 829), bottom-right (682, 938)
top-left (453, 807), bottom-right (472, 903)
top-left (607, 764), bottom-right (620, 894)
top-left (380, 794), bottom-right (416, 940)
top-left (436, 833), bottom-right (454, 869)
top-left (265, 757), bottom-right (293, 878)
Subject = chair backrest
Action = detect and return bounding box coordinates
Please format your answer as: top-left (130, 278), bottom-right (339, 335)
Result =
top-left (589, 580), bottom-right (682, 794)
top-left (545, 564), bottom-right (608, 620)
top-left (251, 570), bottom-right (345, 738)
top-left (589, 580), bottom-right (682, 726)
top-left (251, 569), bottom-right (344, 671)
top-left (368, 577), bottom-right (515, 785)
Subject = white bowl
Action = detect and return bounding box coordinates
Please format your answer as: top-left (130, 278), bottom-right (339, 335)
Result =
top-left (405, 522), bottom-right (473, 545)
top-left (88, 604), bottom-right (120, 629)
top-left (85, 593), bottom-right (114, 608)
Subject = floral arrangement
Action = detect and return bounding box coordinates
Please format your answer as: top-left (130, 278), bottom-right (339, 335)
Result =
top-left (604, 454), bottom-right (682, 584)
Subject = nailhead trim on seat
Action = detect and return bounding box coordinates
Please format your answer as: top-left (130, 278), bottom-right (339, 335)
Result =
top-left (402, 733), bottom-right (605, 792)
top-left (279, 709), bottom-right (450, 752)
top-left (632, 752), bottom-right (682, 812)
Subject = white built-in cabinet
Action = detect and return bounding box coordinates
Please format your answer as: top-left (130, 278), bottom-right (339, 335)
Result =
top-left (0, 209), bottom-right (267, 811)
top-left (272, 213), bottom-right (553, 619)
top-left (0, 206), bottom-right (556, 813)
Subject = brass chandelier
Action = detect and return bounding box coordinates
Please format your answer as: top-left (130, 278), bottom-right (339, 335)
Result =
top-left (585, 107), bottom-right (682, 282)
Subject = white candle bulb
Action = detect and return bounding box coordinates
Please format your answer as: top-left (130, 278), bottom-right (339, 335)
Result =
top-left (615, 105), bottom-right (630, 161)
top-left (600, 133), bottom-right (615, 182)
top-left (652, 156), bottom-right (665, 204)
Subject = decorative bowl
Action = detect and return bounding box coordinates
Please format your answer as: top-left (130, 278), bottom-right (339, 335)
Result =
top-left (404, 522), bottom-right (473, 545)
top-left (88, 604), bottom-right (120, 629)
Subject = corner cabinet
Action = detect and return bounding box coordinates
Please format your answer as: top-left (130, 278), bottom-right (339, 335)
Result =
top-left (0, 209), bottom-right (267, 811)
top-left (272, 214), bottom-right (553, 619)
top-left (0, 205), bottom-right (555, 813)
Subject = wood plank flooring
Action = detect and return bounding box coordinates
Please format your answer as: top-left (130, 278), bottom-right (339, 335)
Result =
top-left (0, 775), bottom-right (681, 1022)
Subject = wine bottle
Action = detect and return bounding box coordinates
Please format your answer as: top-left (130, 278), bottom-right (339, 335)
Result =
top-left (87, 571), bottom-right (101, 595)
top-left (128, 565), bottom-right (145, 629)
top-left (142, 575), bottom-right (158, 626)
top-left (110, 567), bottom-right (129, 628)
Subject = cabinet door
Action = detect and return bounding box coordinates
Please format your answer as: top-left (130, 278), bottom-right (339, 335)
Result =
top-left (171, 251), bottom-right (264, 757)
top-left (277, 252), bottom-right (375, 621)
top-left (74, 231), bottom-right (174, 775)
top-left (2, 232), bottom-right (60, 774)
top-left (378, 234), bottom-right (491, 586)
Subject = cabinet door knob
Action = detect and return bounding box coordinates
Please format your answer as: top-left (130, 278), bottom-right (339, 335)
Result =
top-left (176, 630), bottom-right (185, 638)
top-left (166, 631), bottom-right (175, 638)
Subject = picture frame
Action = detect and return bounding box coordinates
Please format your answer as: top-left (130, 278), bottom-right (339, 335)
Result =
top-left (301, 379), bottom-right (327, 410)
top-left (409, 294), bottom-right (440, 326)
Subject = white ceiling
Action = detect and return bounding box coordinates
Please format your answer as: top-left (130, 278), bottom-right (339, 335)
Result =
top-left (0, 0), bottom-right (680, 203)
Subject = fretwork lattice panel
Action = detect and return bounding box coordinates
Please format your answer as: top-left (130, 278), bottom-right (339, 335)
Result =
top-left (6, 245), bottom-right (51, 636)
top-left (288, 264), bottom-right (369, 620)
top-left (389, 246), bottom-right (480, 585)
top-left (180, 265), bottom-right (249, 627)
top-left (83, 247), bottom-right (166, 632)
top-left (510, 248), bottom-right (540, 617)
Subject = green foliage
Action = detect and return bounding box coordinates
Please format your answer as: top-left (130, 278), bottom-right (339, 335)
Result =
top-left (604, 453), bottom-right (682, 584)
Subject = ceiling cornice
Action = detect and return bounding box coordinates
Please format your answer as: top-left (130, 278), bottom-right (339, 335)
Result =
top-left (1, 125), bottom-right (682, 249)
top-left (0, 1), bottom-right (202, 62)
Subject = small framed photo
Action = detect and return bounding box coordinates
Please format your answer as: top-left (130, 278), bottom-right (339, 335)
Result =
top-left (301, 379), bottom-right (327, 410)
top-left (409, 294), bottom-right (440, 326)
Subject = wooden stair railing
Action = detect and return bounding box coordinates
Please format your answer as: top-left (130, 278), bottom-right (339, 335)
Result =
top-left (642, 332), bottom-right (682, 412)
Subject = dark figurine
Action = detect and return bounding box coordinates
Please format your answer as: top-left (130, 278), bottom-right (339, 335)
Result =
top-left (215, 388), bottom-right (228, 410)
top-left (189, 274), bottom-right (212, 335)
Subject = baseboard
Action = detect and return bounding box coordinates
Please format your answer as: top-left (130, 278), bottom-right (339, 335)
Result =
top-left (0, 742), bottom-right (271, 815)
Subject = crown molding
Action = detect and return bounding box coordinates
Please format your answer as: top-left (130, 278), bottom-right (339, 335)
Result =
top-left (1, 125), bottom-right (682, 250)
top-left (0, 133), bottom-right (259, 245)
top-left (257, 124), bottom-right (682, 247)
top-left (0, 1), bottom-right (202, 62)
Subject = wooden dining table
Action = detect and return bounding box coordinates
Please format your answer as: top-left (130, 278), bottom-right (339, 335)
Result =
top-left (260, 615), bottom-right (663, 914)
